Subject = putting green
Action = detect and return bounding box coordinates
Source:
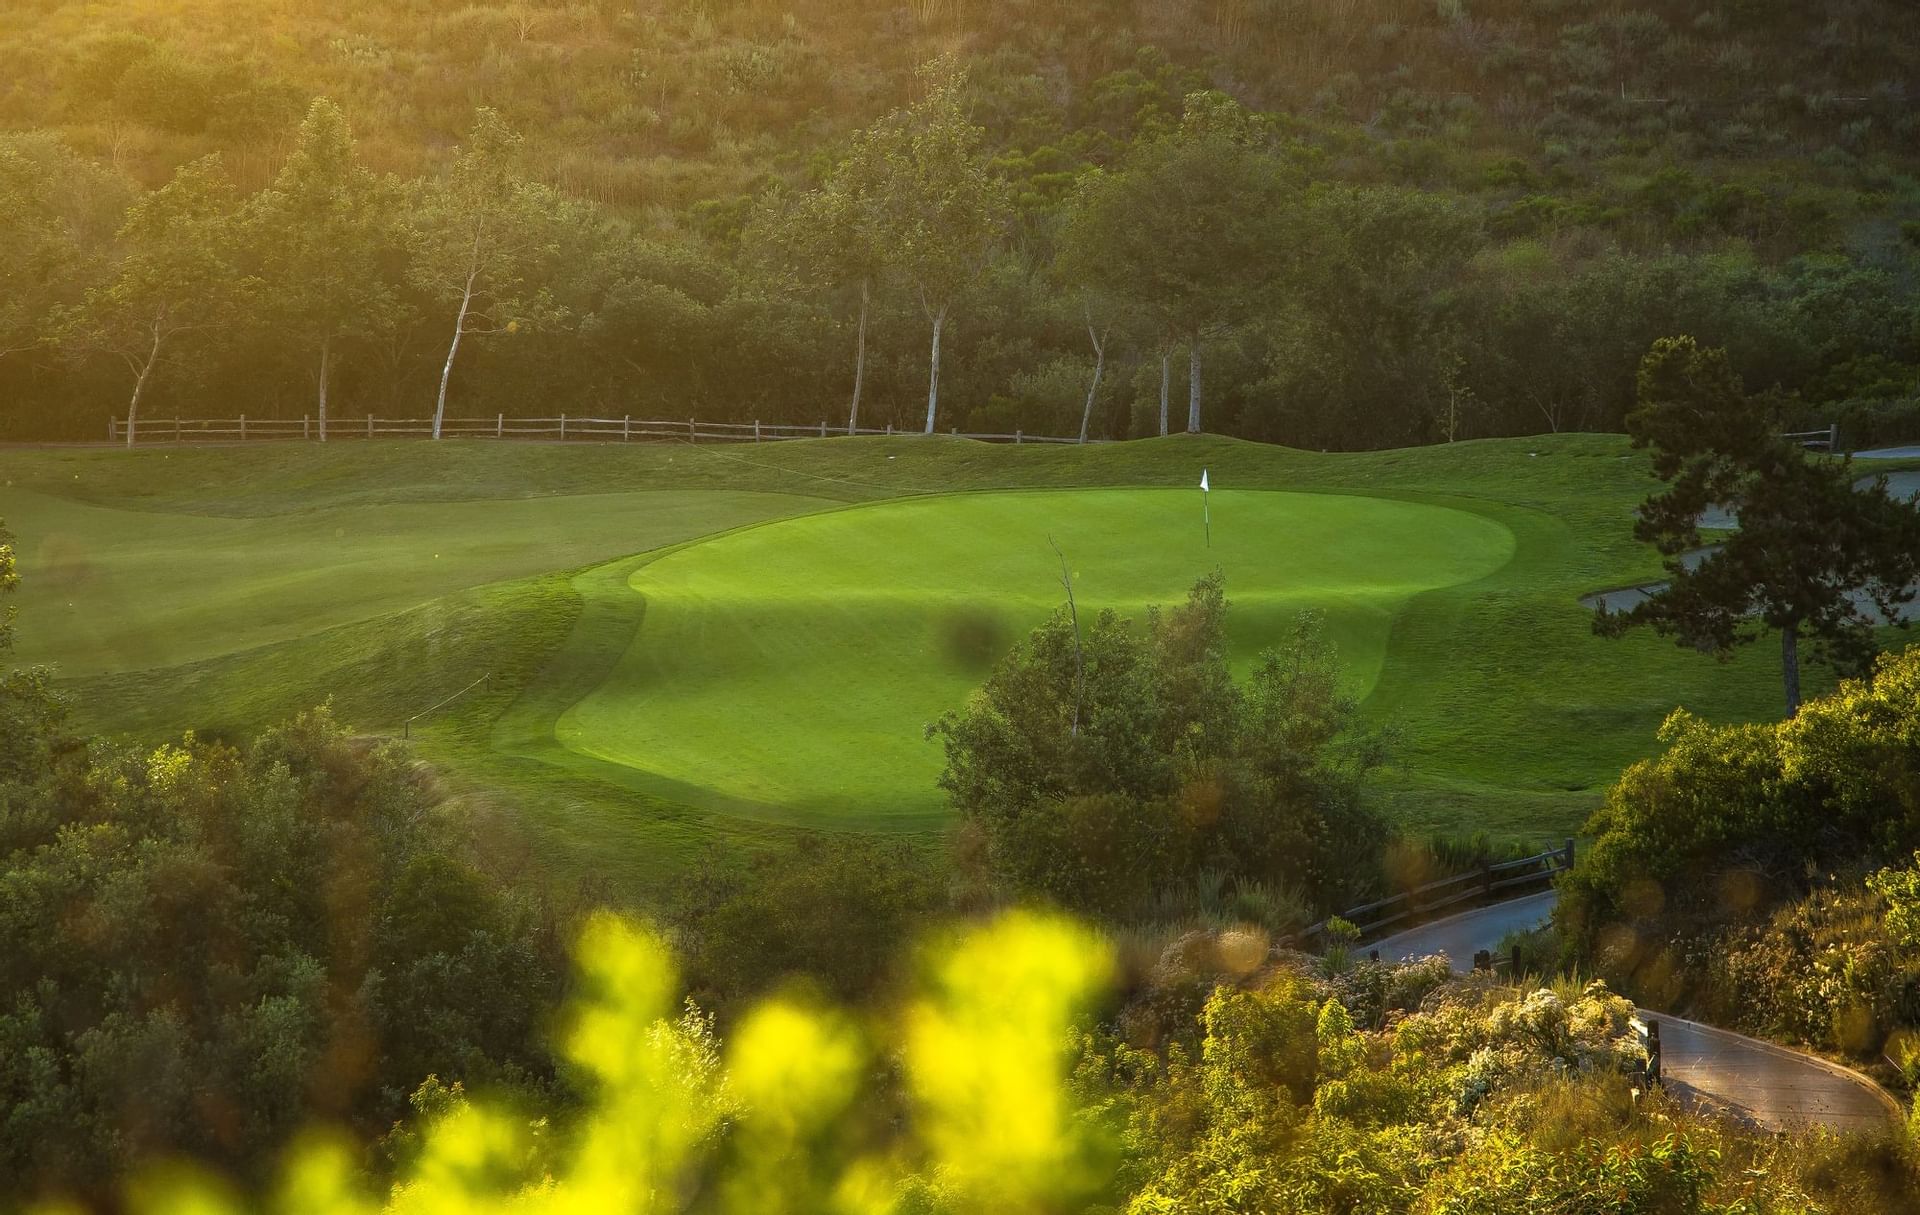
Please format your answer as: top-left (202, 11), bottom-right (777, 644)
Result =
top-left (556, 489), bottom-right (1515, 826)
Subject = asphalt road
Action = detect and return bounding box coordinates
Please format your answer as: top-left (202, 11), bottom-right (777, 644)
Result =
top-left (1367, 891), bottom-right (1904, 1132)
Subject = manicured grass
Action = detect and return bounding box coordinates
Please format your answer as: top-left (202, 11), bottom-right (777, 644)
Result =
top-left (1, 483), bottom-right (825, 674)
top-left (555, 489), bottom-right (1514, 827)
top-left (4, 434), bottom-right (1904, 896)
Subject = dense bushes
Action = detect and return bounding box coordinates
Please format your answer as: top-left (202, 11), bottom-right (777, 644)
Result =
top-left (0, 698), bottom-right (566, 1202)
top-left (1560, 646), bottom-right (1920, 1066)
top-left (672, 835), bottom-right (946, 1015)
top-left (41, 909), bottom-right (1913, 1214)
top-left (932, 574), bottom-right (1388, 925)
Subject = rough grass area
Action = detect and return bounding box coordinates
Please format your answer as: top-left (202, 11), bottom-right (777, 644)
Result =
top-left (2, 433), bottom-right (1897, 898)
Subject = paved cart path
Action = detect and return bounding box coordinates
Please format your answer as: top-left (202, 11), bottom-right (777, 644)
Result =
top-left (1368, 892), bottom-right (1903, 1132)
top-left (1580, 470), bottom-right (1920, 617)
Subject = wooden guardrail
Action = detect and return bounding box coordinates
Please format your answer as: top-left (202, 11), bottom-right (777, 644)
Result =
top-left (107, 414), bottom-right (1094, 446)
top-left (1295, 838), bottom-right (1576, 947)
top-left (1782, 423), bottom-right (1839, 452)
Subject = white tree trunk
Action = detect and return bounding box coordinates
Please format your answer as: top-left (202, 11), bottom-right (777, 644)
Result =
top-left (849, 277), bottom-right (869, 435)
top-left (1159, 351), bottom-right (1170, 437)
top-left (124, 327), bottom-right (163, 448)
top-left (1079, 308), bottom-right (1105, 445)
top-left (1187, 340), bottom-right (1202, 434)
top-left (923, 301), bottom-right (948, 435)
top-left (317, 336), bottom-right (332, 443)
top-left (434, 278), bottom-right (476, 441)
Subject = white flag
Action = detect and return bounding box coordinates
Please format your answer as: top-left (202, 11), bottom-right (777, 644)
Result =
top-left (1200, 469), bottom-right (1210, 492)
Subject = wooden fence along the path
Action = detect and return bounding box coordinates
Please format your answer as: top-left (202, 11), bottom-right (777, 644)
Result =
top-left (108, 414), bottom-right (1091, 446)
top-left (1297, 839), bottom-right (1576, 947)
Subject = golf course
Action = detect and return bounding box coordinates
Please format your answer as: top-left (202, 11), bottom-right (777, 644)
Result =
top-left (0, 433), bottom-right (1873, 895)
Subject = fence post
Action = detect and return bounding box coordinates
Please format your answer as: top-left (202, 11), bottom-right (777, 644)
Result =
top-left (108, 417), bottom-right (116, 443)
top-left (886, 423), bottom-right (893, 436)
top-left (819, 419), bottom-right (827, 438)
top-left (367, 414), bottom-right (373, 439)
top-left (1829, 422), bottom-right (1839, 454)
top-left (558, 413), bottom-right (566, 440)
top-left (1565, 837), bottom-right (1575, 871)
top-left (688, 417), bottom-right (696, 443)
top-left (498, 413), bottom-right (505, 439)
top-left (1473, 949), bottom-right (1491, 972)
top-left (1015, 429), bottom-right (1023, 445)
top-left (239, 414), bottom-right (246, 441)
top-left (753, 419), bottom-right (760, 442)
top-left (624, 415), bottom-right (631, 442)
top-left (303, 415), bottom-right (310, 441)
top-left (950, 426), bottom-right (957, 435)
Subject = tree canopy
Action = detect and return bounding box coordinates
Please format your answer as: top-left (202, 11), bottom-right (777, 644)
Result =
top-left (1597, 336), bottom-right (1920, 715)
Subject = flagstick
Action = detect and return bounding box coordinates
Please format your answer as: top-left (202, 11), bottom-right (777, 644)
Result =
top-left (1203, 492), bottom-right (1211, 548)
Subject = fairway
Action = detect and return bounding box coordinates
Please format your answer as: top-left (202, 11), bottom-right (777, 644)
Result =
top-left (557, 489), bottom-right (1514, 825)
top-left (3, 485), bottom-right (825, 674)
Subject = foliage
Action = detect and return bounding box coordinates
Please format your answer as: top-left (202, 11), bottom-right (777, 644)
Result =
top-left (672, 836), bottom-right (945, 1015)
top-left (1597, 337), bottom-right (1920, 715)
top-left (0, 705), bottom-right (564, 1204)
top-left (1562, 645), bottom-right (1920, 1049)
top-left (932, 574), bottom-right (1388, 919)
top-left (5, 4), bottom-right (1920, 445)
top-left (31, 904), bottom-right (1917, 1215)
top-left (241, 99), bottom-right (406, 429)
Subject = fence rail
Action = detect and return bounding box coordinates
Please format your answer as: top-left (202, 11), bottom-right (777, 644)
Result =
top-left (107, 414), bottom-right (1094, 446)
top-left (1783, 423), bottom-right (1840, 452)
top-left (1294, 838), bottom-right (1576, 947)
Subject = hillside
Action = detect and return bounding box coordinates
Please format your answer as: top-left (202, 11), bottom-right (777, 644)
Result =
top-left (3, 0), bottom-right (1917, 207)
top-left (3, 0), bottom-right (1920, 449)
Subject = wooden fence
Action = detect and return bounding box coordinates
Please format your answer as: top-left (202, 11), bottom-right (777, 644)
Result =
top-left (108, 413), bottom-right (1092, 446)
top-left (1295, 838), bottom-right (1576, 947)
top-left (1783, 423), bottom-right (1840, 452)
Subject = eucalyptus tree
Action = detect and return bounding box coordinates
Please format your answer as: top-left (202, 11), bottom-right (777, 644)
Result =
top-left (65, 155), bottom-right (243, 446)
top-left (1055, 92), bottom-right (1296, 434)
top-left (751, 151), bottom-right (892, 433)
top-left (245, 99), bottom-right (404, 440)
top-left (846, 64), bottom-right (1012, 435)
top-left (408, 108), bottom-right (563, 439)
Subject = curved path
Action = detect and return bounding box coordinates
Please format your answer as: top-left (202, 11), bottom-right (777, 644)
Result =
top-left (1580, 470), bottom-right (1920, 617)
top-left (1369, 893), bottom-right (1904, 1133)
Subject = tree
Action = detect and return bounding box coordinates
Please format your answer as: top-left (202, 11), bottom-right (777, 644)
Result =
top-left (750, 149), bottom-right (892, 434)
top-left (245, 99), bottom-right (404, 440)
top-left (1596, 336), bottom-right (1920, 715)
top-left (851, 63), bottom-right (1011, 435)
top-left (0, 136), bottom-right (123, 364)
top-left (407, 109), bottom-right (562, 440)
top-left (1056, 92), bottom-right (1296, 435)
top-left (930, 575), bottom-right (1386, 915)
top-left (63, 155), bottom-right (242, 447)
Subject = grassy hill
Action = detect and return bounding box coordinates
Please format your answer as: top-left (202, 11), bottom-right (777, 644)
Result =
top-left (1, 433), bottom-right (1876, 900)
